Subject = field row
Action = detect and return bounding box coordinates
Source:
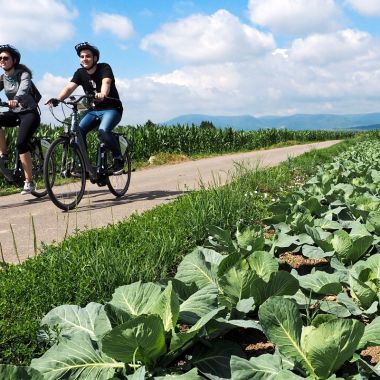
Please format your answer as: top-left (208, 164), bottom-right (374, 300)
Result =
top-left (15, 138), bottom-right (380, 379)
top-left (0, 137), bottom-right (371, 378)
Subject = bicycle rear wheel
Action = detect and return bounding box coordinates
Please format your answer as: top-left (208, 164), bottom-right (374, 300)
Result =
top-left (43, 136), bottom-right (86, 211)
top-left (30, 138), bottom-right (50, 198)
top-left (106, 148), bottom-right (132, 197)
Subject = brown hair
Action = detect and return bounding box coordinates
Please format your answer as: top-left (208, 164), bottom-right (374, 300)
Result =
top-left (15, 63), bottom-right (32, 78)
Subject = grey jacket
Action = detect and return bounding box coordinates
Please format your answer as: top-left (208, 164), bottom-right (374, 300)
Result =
top-left (0, 69), bottom-right (38, 112)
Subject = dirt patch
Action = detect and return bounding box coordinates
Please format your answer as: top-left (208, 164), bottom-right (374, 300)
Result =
top-left (225, 328), bottom-right (275, 358)
top-left (361, 346), bottom-right (380, 364)
top-left (279, 252), bottom-right (329, 274)
top-left (244, 341), bottom-right (275, 357)
top-left (148, 153), bottom-right (191, 166)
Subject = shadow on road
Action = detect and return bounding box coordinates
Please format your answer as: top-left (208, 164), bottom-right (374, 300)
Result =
top-left (0, 194), bottom-right (51, 210)
top-left (65, 189), bottom-right (188, 214)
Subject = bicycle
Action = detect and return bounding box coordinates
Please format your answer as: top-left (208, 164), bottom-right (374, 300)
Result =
top-left (43, 94), bottom-right (131, 211)
top-left (0, 99), bottom-right (50, 197)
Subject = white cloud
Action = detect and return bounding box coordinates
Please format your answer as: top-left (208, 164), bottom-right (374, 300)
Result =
top-left (34, 4), bottom-right (380, 127)
top-left (124, 31), bottom-right (380, 123)
top-left (38, 30), bottom-right (380, 126)
top-left (37, 73), bottom-right (84, 126)
top-left (38, 32), bottom-right (380, 125)
top-left (0, 0), bottom-right (77, 49)
top-left (140, 9), bottom-right (275, 64)
top-left (289, 29), bottom-right (374, 65)
top-left (345, 0), bottom-right (380, 16)
top-left (92, 13), bottom-right (134, 39)
top-left (248, 0), bottom-right (342, 35)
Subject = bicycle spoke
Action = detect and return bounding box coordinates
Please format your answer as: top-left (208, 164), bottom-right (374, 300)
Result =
top-left (106, 148), bottom-right (131, 197)
top-left (44, 137), bottom-right (86, 210)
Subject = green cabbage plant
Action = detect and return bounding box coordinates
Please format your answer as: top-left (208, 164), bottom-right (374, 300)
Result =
top-left (258, 297), bottom-right (364, 379)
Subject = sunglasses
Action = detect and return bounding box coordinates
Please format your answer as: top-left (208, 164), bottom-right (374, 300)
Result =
top-left (0, 56), bottom-right (10, 61)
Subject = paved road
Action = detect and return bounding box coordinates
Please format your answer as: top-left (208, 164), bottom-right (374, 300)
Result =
top-left (0, 140), bottom-right (340, 263)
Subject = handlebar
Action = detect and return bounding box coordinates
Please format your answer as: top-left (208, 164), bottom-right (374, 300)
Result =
top-left (46, 94), bottom-right (121, 107)
top-left (63, 94), bottom-right (95, 106)
top-left (46, 94), bottom-right (95, 107)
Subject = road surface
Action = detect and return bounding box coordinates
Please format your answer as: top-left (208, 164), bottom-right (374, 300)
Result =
top-left (0, 140), bottom-right (340, 263)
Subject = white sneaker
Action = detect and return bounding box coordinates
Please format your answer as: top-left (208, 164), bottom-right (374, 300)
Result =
top-left (21, 181), bottom-right (35, 195)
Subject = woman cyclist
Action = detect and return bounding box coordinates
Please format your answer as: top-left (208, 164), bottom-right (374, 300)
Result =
top-left (47, 42), bottom-right (124, 174)
top-left (0, 44), bottom-right (40, 194)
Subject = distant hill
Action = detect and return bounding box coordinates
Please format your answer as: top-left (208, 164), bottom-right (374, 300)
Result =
top-left (349, 124), bottom-right (380, 131)
top-left (162, 113), bottom-right (380, 131)
top-left (162, 114), bottom-right (267, 130)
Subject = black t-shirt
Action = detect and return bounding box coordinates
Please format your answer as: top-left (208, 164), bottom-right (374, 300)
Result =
top-left (71, 63), bottom-right (123, 113)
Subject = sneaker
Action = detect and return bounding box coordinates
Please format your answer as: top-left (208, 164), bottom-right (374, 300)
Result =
top-left (21, 181), bottom-right (35, 195)
top-left (112, 158), bottom-right (124, 175)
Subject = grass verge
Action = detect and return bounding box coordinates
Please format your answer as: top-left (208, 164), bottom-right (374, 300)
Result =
top-left (0, 139), bottom-right (355, 364)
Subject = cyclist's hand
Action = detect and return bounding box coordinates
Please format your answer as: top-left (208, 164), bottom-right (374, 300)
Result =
top-left (46, 98), bottom-right (60, 107)
top-left (95, 92), bottom-right (106, 101)
top-left (8, 99), bottom-right (18, 109)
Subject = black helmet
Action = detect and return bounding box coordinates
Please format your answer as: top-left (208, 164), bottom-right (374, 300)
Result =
top-left (75, 42), bottom-right (100, 61)
top-left (0, 44), bottom-right (20, 64)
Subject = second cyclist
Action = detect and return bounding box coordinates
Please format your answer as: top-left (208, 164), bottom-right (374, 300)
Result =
top-left (47, 42), bottom-right (124, 174)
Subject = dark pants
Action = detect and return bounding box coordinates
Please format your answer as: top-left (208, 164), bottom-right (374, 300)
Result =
top-left (0, 110), bottom-right (40, 154)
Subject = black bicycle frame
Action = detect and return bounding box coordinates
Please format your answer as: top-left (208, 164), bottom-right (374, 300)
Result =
top-left (68, 103), bottom-right (99, 180)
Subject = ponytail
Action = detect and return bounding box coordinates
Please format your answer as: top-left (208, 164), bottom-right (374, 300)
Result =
top-left (15, 63), bottom-right (32, 78)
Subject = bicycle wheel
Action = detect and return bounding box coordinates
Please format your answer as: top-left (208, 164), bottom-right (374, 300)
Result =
top-left (30, 139), bottom-right (50, 198)
top-left (43, 136), bottom-right (86, 211)
top-left (106, 148), bottom-right (132, 197)
top-left (0, 158), bottom-right (20, 185)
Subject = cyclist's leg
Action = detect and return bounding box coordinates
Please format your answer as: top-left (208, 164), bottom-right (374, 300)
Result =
top-left (0, 111), bottom-right (19, 157)
top-left (78, 110), bottom-right (99, 153)
top-left (97, 109), bottom-right (122, 159)
top-left (17, 111), bottom-right (40, 183)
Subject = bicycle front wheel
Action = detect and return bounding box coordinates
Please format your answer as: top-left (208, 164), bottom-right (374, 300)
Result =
top-left (43, 137), bottom-right (86, 211)
top-left (106, 148), bottom-right (132, 197)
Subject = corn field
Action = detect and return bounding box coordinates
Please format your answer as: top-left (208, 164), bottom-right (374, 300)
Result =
top-left (116, 122), bottom-right (357, 160)
top-left (0, 120), bottom-right (359, 189)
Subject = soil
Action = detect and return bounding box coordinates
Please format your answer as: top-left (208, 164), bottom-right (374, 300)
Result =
top-left (361, 346), bottom-right (380, 364)
top-left (225, 328), bottom-right (275, 358)
top-left (279, 251), bottom-right (329, 274)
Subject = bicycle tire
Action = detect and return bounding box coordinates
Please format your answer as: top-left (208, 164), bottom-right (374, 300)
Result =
top-left (106, 148), bottom-right (132, 197)
top-left (30, 139), bottom-right (49, 198)
top-left (43, 136), bottom-right (86, 211)
top-left (0, 158), bottom-right (17, 184)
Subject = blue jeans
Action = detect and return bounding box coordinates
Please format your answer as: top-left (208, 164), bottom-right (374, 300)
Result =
top-left (79, 109), bottom-right (122, 159)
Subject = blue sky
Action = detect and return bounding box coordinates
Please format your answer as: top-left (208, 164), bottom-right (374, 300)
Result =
top-left (1, 0), bottom-right (380, 126)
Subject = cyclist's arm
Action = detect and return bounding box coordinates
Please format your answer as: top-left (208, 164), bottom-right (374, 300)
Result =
top-left (10, 72), bottom-right (30, 109)
top-left (15, 72), bottom-right (30, 98)
top-left (56, 82), bottom-right (78, 101)
top-left (95, 78), bottom-right (111, 100)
